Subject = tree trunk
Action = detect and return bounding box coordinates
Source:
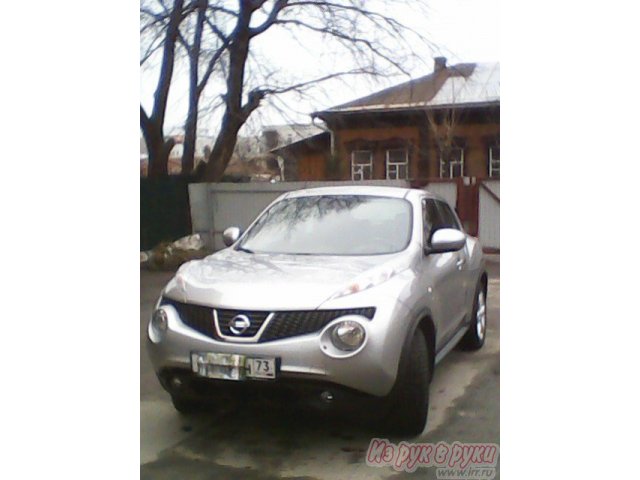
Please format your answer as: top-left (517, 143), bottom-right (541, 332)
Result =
top-left (201, 114), bottom-right (244, 181)
top-left (200, 9), bottom-right (253, 182)
top-left (140, 0), bottom-right (184, 178)
top-left (141, 116), bottom-right (173, 178)
top-left (182, 97), bottom-right (198, 175)
top-left (181, 0), bottom-right (206, 176)
top-left (147, 132), bottom-right (174, 178)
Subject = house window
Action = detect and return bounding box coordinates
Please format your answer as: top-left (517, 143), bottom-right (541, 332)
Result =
top-left (439, 147), bottom-right (464, 178)
top-left (489, 145), bottom-right (500, 178)
top-left (386, 149), bottom-right (409, 180)
top-left (351, 150), bottom-right (373, 180)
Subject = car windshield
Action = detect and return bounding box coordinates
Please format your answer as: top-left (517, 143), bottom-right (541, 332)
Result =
top-left (238, 195), bottom-right (413, 255)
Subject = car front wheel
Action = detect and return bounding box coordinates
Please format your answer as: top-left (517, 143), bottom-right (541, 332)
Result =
top-left (382, 330), bottom-right (430, 436)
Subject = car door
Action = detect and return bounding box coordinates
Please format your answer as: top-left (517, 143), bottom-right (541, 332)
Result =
top-left (435, 200), bottom-right (471, 329)
top-left (419, 198), bottom-right (467, 350)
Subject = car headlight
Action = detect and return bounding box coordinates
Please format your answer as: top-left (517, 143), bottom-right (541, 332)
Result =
top-left (330, 266), bottom-right (402, 299)
top-left (152, 308), bottom-right (168, 332)
top-left (330, 320), bottom-right (366, 351)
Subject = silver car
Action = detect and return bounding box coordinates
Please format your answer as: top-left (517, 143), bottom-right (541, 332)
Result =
top-left (147, 186), bottom-right (487, 435)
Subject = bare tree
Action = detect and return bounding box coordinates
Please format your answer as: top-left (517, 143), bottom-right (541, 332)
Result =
top-left (426, 107), bottom-right (459, 178)
top-left (142, 0), bottom-right (431, 181)
top-left (140, 0), bottom-right (185, 177)
top-left (177, 1), bottom-right (236, 173)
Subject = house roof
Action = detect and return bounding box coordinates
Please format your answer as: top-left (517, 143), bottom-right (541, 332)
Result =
top-left (314, 62), bottom-right (499, 116)
top-left (270, 131), bottom-right (330, 155)
top-left (262, 123), bottom-right (326, 150)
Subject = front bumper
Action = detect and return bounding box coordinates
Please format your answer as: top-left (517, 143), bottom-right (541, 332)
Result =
top-left (157, 367), bottom-right (390, 413)
top-left (146, 299), bottom-right (411, 397)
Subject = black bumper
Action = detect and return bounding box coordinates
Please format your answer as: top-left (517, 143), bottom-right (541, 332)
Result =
top-left (158, 367), bottom-right (387, 412)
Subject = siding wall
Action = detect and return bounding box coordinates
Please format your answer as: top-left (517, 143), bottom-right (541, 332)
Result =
top-left (297, 152), bottom-right (328, 181)
top-left (425, 122), bottom-right (500, 178)
top-left (335, 125), bottom-right (421, 180)
top-left (327, 121), bottom-right (499, 181)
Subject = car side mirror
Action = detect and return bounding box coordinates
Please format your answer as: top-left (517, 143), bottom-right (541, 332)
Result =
top-left (428, 228), bottom-right (466, 254)
top-left (222, 226), bottom-right (241, 247)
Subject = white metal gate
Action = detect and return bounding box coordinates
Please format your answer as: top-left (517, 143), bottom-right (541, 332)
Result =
top-left (479, 180), bottom-right (500, 250)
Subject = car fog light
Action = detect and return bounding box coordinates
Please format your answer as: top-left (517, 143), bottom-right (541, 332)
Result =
top-left (152, 308), bottom-right (168, 332)
top-left (320, 391), bottom-right (334, 403)
top-left (330, 321), bottom-right (365, 351)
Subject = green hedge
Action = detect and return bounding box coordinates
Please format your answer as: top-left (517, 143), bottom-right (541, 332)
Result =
top-left (140, 176), bottom-right (192, 251)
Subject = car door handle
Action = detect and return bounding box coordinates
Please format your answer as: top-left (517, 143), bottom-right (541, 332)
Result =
top-left (456, 258), bottom-right (465, 269)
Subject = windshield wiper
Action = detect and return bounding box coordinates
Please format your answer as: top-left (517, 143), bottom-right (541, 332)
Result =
top-left (236, 246), bottom-right (254, 254)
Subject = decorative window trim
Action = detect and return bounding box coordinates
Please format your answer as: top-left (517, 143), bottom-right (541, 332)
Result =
top-left (439, 146), bottom-right (465, 178)
top-left (385, 148), bottom-right (409, 180)
top-left (351, 150), bottom-right (373, 181)
top-left (488, 145), bottom-right (500, 179)
top-left (482, 134), bottom-right (500, 179)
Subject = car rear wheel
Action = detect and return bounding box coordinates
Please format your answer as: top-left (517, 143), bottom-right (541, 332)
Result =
top-left (382, 330), bottom-right (430, 436)
top-left (460, 281), bottom-right (487, 350)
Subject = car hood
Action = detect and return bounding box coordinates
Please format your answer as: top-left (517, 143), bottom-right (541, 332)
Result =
top-left (163, 248), bottom-right (407, 310)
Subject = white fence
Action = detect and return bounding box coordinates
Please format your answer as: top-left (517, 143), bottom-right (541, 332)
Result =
top-left (189, 180), bottom-right (409, 250)
top-left (479, 180), bottom-right (500, 250)
top-left (422, 181), bottom-right (457, 209)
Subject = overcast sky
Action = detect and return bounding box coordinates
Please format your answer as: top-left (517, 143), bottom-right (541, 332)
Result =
top-left (140, 0), bottom-right (500, 136)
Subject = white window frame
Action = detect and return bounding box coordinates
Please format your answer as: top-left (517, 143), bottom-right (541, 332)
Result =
top-left (351, 150), bottom-right (373, 181)
top-left (489, 145), bottom-right (500, 178)
top-left (385, 148), bottom-right (409, 180)
top-left (439, 147), bottom-right (465, 178)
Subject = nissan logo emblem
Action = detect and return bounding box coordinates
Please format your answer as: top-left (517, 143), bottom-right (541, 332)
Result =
top-left (229, 314), bottom-right (251, 335)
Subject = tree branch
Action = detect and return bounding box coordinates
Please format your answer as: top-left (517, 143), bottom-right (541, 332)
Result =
top-left (151, 0), bottom-right (185, 126)
top-left (261, 68), bottom-right (380, 96)
top-left (273, 18), bottom-right (409, 75)
top-left (197, 25), bottom-right (232, 95)
top-left (249, 0), bottom-right (289, 37)
top-left (240, 88), bottom-right (267, 119)
top-left (204, 16), bottom-right (231, 43)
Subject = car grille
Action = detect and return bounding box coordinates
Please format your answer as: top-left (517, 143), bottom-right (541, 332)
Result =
top-left (162, 298), bottom-right (219, 339)
top-left (161, 297), bottom-right (375, 343)
top-left (216, 309), bottom-right (271, 338)
top-left (260, 308), bottom-right (376, 342)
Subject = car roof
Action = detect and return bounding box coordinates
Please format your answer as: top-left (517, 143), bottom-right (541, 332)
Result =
top-left (282, 185), bottom-right (446, 202)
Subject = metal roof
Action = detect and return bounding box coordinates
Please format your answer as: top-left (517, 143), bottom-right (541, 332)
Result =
top-left (315, 62), bottom-right (500, 115)
top-left (270, 131), bottom-right (330, 154)
top-left (428, 62), bottom-right (499, 107)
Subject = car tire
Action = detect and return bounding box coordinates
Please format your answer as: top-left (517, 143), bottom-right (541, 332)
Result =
top-left (382, 330), bottom-right (430, 436)
top-left (170, 394), bottom-right (204, 414)
top-left (460, 280), bottom-right (487, 351)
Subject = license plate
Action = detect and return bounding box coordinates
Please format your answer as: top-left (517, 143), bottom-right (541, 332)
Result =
top-left (245, 358), bottom-right (276, 379)
top-left (191, 353), bottom-right (277, 381)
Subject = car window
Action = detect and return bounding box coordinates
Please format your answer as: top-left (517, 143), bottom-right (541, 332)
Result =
top-left (422, 198), bottom-right (443, 243)
top-left (435, 201), bottom-right (463, 230)
top-left (239, 195), bottom-right (413, 256)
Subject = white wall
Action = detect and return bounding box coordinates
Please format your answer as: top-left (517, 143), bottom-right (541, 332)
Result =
top-left (423, 181), bottom-right (457, 209)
